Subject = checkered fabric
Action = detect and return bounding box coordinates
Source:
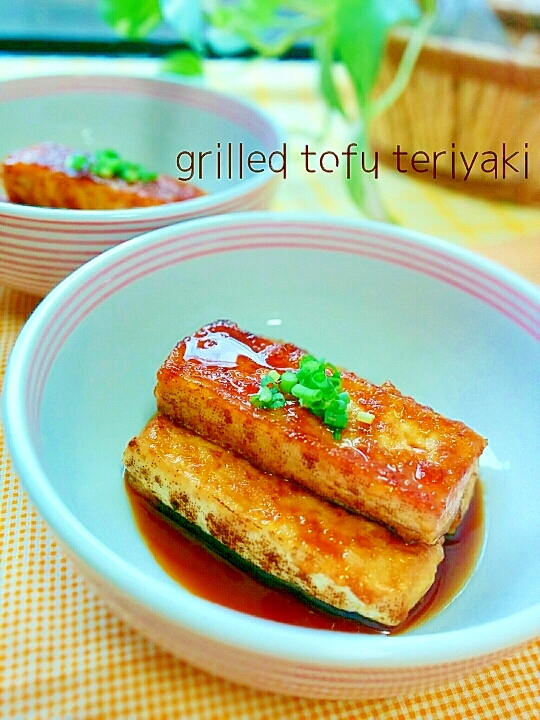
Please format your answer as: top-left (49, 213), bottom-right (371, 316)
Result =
top-left (1, 55), bottom-right (539, 719)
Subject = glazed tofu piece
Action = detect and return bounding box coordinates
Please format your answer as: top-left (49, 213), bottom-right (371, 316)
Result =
top-left (2, 142), bottom-right (205, 209)
top-left (123, 414), bottom-right (444, 627)
top-left (155, 320), bottom-right (487, 544)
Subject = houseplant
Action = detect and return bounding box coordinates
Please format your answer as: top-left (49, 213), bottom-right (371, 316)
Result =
top-left (99, 0), bottom-right (436, 219)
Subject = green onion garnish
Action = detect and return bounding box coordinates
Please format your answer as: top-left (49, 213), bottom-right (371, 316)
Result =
top-left (356, 410), bottom-right (375, 425)
top-left (291, 383), bottom-right (321, 405)
top-left (66, 149), bottom-right (158, 184)
top-left (249, 371), bottom-right (285, 410)
top-left (66, 153), bottom-right (90, 172)
top-left (279, 370), bottom-right (298, 394)
top-left (249, 355), bottom-right (360, 440)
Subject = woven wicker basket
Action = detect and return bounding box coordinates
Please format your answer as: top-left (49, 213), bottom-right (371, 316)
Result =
top-left (371, 11), bottom-right (540, 205)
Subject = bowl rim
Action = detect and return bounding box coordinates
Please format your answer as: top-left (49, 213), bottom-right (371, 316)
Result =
top-left (0, 72), bottom-right (284, 222)
top-left (4, 211), bottom-right (540, 668)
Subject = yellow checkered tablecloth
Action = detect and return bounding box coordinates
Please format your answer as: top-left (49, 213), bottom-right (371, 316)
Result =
top-left (1, 55), bottom-right (539, 719)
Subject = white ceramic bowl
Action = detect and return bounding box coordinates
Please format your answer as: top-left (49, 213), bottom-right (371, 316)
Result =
top-left (0, 74), bottom-right (282, 297)
top-left (4, 213), bottom-right (540, 699)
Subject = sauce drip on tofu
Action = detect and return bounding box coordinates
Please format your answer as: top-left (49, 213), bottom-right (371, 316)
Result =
top-left (183, 328), bottom-right (275, 369)
top-left (181, 324), bottom-right (297, 366)
top-left (126, 480), bottom-right (484, 634)
top-left (180, 324), bottom-right (303, 395)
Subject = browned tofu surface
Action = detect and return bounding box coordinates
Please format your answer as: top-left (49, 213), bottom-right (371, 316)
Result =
top-left (2, 142), bottom-right (205, 209)
top-left (123, 414), bottom-right (444, 627)
top-left (155, 320), bottom-right (487, 544)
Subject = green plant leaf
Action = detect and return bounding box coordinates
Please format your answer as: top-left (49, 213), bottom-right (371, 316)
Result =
top-left (419, 0), bottom-right (437, 13)
top-left (162, 49), bottom-right (204, 76)
top-left (313, 29), bottom-right (344, 115)
top-left (208, 1), bottom-right (321, 57)
top-left (334, 0), bottom-right (420, 112)
top-left (97, 0), bottom-right (432, 222)
top-left (332, 0), bottom-right (423, 218)
top-left (368, 10), bottom-right (434, 121)
top-left (99, 0), bottom-right (163, 39)
top-left (161, 0), bottom-right (205, 51)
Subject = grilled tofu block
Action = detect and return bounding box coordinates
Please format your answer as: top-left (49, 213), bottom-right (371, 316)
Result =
top-left (123, 414), bottom-right (444, 627)
top-left (2, 142), bottom-right (205, 210)
top-left (155, 320), bottom-right (487, 544)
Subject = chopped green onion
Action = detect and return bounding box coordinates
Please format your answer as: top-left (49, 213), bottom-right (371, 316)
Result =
top-left (264, 369), bottom-right (281, 384)
top-left (250, 372), bottom-right (285, 409)
top-left (96, 149), bottom-right (119, 160)
top-left (65, 149), bottom-right (158, 183)
top-left (119, 164), bottom-right (141, 183)
top-left (248, 355), bottom-right (363, 440)
top-left (279, 370), bottom-right (297, 393)
top-left (254, 386), bottom-right (273, 405)
top-left (66, 153), bottom-right (90, 172)
top-left (297, 358), bottom-right (319, 378)
top-left (356, 410), bottom-right (375, 425)
top-left (139, 169), bottom-right (158, 182)
top-left (291, 383), bottom-right (322, 405)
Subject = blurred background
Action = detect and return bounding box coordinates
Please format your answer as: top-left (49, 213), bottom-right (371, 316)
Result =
top-left (1, 0), bottom-right (540, 278)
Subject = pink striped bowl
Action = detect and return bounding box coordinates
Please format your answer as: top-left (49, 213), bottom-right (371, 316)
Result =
top-left (0, 74), bottom-right (283, 297)
top-left (3, 213), bottom-right (540, 699)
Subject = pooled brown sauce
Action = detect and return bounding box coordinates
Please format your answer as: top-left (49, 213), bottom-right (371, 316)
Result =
top-left (126, 479), bottom-right (484, 635)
